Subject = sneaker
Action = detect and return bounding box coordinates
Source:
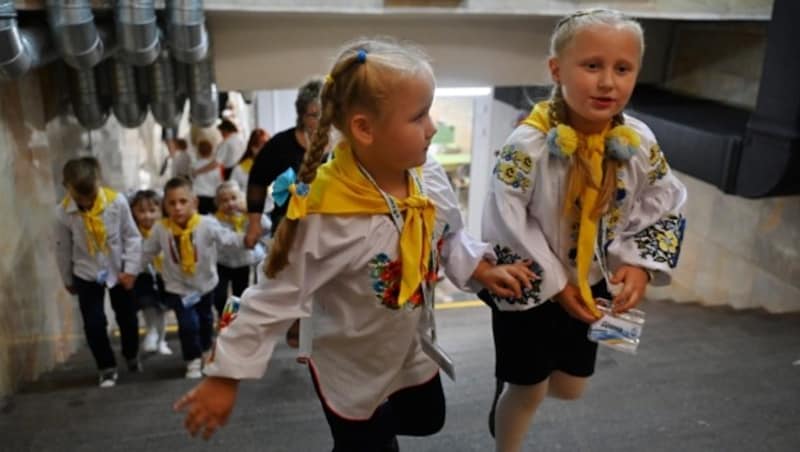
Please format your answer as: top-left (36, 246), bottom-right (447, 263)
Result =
top-left (185, 358), bottom-right (203, 379)
top-left (98, 369), bottom-right (118, 388)
top-left (127, 358), bottom-right (143, 373)
top-left (142, 328), bottom-right (159, 354)
top-left (488, 379), bottom-right (505, 438)
top-left (157, 340), bottom-right (173, 355)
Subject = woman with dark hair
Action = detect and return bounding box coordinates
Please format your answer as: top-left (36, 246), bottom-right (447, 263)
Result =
top-left (242, 79), bottom-right (322, 348)
top-left (244, 78), bottom-right (323, 245)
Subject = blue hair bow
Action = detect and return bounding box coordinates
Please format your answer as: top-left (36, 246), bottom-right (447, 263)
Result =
top-left (272, 168), bottom-right (309, 207)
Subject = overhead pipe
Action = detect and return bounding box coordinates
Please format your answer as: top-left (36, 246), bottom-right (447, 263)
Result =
top-left (115, 0), bottom-right (160, 66)
top-left (67, 63), bottom-right (110, 130)
top-left (166, 0), bottom-right (208, 64)
top-left (147, 44), bottom-right (185, 129)
top-left (186, 57), bottom-right (218, 127)
top-left (0, 0), bottom-right (56, 80)
top-left (46, 0), bottom-right (106, 69)
top-left (109, 57), bottom-right (147, 128)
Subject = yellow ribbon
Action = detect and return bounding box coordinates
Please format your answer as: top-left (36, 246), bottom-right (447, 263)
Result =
top-left (62, 187), bottom-right (117, 257)
top-left (139, 226), bottom-right (164, 272)
top-left (286, 141), bottom-right (436, 308)
top-left (161, 213), bottom-right (201, 275)
top-left (239, 157), bottom-right (254, 174)
top-left (215, 211), bottom-right (247, 233)
top-left (523, 102), bottom-right (609, 316)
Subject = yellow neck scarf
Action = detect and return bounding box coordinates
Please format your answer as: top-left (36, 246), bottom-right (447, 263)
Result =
top-left (215, 211), bottom-right (246, 233)
top-left (239, 157), bottom-right (254, 174)
top-left (523, 102), bottom-right (609, 316)
top-left (139, 226), bottom-right (164, 272)
top-left (287, 141), bottom-right (436, 308)
top-left (161, 213), bottom-right (201, 275)
top-left (62, 187), bottom-right (117, 257)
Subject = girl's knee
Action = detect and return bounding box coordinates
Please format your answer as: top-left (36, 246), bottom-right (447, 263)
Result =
top-left (547, 372), bottom-right (588, 400)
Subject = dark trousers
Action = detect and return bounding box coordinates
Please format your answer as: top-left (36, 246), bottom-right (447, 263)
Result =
top-left (163, 291), bottom-right (215, 361)
top-left (311, 370), bottom-right (446, 452)
top-left (73, 276), bottom-right (139, 370)
top-left (197, 196), bottom-right (216, 215)
top-left (213, 264), bottom-right (250, 316)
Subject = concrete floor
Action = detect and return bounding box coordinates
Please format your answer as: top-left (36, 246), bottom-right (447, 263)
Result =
top-left (2, 299), bottom-right (799, 452)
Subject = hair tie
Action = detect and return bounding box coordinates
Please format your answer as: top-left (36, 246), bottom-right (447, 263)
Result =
top-left (356, 49), bottom-right (367, 63)
top-left (324, 73), bottom-right (334, 86)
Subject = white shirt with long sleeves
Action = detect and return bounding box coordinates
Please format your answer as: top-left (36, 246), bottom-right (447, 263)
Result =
top-left (217, 134), bottom-right (246, 169)
top-left (205, 158), bottom-right (494, 419)
top-left (192, 156), bottom-right (223, 198)
top-left (54, 191), bottom-right (142, 288)
top-left (481, 114), bottom-right (688, 311)
top-left (142, 216), bottom-right (244, 296)
top-left (217, 214), bottom-right (271, 268)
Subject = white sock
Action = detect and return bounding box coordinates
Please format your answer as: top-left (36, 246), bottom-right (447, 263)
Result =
top-left (494, 382), bottom-right (548, 452)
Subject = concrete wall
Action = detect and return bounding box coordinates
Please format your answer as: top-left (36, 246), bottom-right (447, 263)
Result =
top-left (663, 22), bottom-right (768, 109)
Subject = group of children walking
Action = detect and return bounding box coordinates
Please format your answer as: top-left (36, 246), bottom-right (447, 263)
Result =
top-left (56, 151), bottom-right (270, 386)
top-left (55, 7), bottom-right (687, 451)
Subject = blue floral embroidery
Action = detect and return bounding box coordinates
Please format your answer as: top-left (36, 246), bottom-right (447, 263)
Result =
top-left (482, 245), bottom-right (544, 305)
top-left (647, 144), bottom-right (669, 184)
top-left (633, 214), bottom-right (686, 268)
top-left (493, 145), bottom-right (533, 192)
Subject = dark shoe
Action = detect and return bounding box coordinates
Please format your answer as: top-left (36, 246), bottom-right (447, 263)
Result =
top-left (488, 378), bottom-right (505, 438)
top-left (127, 358), bottom-right (142, 373)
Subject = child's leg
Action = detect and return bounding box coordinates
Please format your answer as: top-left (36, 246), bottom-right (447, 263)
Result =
top-left (385, 373), bottom-right (446, 436)
top-left (164, 293), bottom-right (203, 361)
top-left (196, 292), bottom-right (215, 354)
top-left (230, 265), bottom-right (250, 297)
top-left (73, 277), bottom-right (117, 370)
top-left (109, 284), bottom-right (140, 362)
top-left (213, 265), bottom-right (231, 317)
top-left (548, 370), bottom-right (589, 400)
top-left (494, 381), bottom-right (548, 452)
top-left (308, 370), bottom-right (445, 451)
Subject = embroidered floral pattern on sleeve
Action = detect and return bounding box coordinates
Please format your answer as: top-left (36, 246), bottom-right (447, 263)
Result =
top-left (647, 143), bottom-right (669, 184)
top-left (218, 296), bottom-right (241, 331)
top-left (632, 214), bottom-right (686, 268)
top-left (493, 144), bottom-right (533, 192)
top-left (483, 245), bottom-right (544, 306)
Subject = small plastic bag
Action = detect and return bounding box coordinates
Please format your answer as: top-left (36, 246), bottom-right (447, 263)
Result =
top-left (588, 298), bottom-right (646, 354)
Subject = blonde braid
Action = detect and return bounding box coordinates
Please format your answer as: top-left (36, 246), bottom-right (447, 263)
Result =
top-left (263, 54), bottom-right (359, 278)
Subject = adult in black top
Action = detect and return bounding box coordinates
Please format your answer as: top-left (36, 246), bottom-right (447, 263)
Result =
top-left (245, 79), bottom-right (323, 247)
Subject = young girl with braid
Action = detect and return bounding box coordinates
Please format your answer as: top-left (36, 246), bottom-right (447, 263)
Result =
top-left (481, 9), bottom-right (687, 451)
top-left (174, 38), bottom-right (535, 450)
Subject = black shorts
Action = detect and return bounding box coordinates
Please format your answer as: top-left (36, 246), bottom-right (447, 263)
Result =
top-left (490, 281), bottom-right (611, 386)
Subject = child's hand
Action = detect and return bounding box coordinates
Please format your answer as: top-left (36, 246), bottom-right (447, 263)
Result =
top-left (174, 376), bottom-right (239, 440)
top-left (472, 260), bottom-right (537, 299)
top-left (118, 273), bottom-right (136, 290)
top-left (610, 265), bottom-right (649, 314)
top-left (555, 283), bottom-right (601, 324)
top-left (65, 285), bottom-right (77, 295)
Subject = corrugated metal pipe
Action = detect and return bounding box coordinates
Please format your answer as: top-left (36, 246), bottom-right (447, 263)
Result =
top-left (187, 57), bottom-right (217, 127)
top-left (46, 0), bottom-right (105, 69)
top-left (166, 0), bottom-right (208, 64)
top-left (147, 44), bottom-right (185, 129)
top-left (110, 57), bottom-right (147, 128)
top-left (67, 63), bottom-right (110, 130)
top-left (0, 0), bottom-right (56, 80)
top-left (115, 0), bottom-right (160, 66)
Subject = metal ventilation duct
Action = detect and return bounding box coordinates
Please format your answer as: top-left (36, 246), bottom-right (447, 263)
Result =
top-left (147, 45), bottom-right (185, 129)
top-left (166, 0), bottom-right (208, 64)
top-left (110, 57), bottom-right (147, 128)
top-left (115, 0), bottom-right (160, 66)
top-left (46, 0), bottom-right (105, 69)
top-left (187, 57), bottom-right (217, 127)
top-left (0, 0), bottom-right (56, 80)
top-left (67, 63), bottom-right (109, 130)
